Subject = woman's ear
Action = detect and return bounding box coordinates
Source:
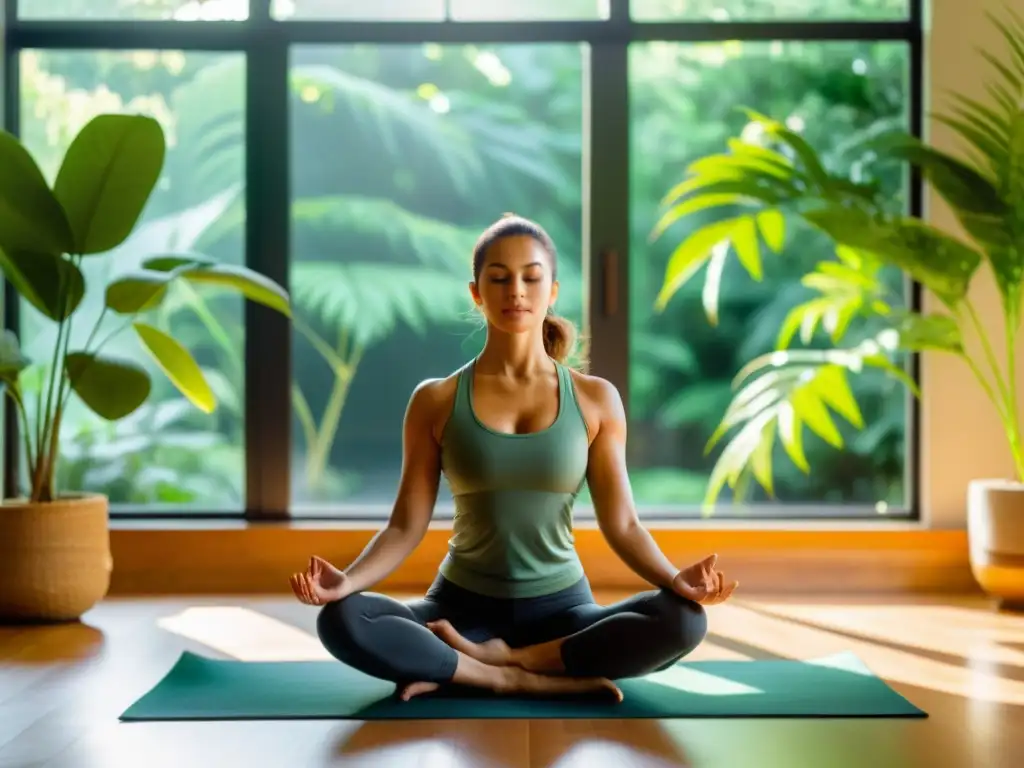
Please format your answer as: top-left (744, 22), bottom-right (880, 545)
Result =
top-left (468, 280), bottom-right (482, 306)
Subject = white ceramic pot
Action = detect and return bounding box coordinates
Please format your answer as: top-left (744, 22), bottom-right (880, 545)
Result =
top-left (967, 479), bottom-right (1024, 609)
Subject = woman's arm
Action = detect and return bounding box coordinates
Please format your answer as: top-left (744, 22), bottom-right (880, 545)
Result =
top-left (580, 377), bottom-right (682, 591)
top-left (340, 378), bottom-right (448, 594)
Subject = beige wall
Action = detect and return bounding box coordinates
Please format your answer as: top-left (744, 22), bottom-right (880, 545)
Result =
top-left (922, 0), bottom-right (1023, 529)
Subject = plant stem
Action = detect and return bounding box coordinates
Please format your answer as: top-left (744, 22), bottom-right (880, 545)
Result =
top-left (89, 316), bottom-right (135, 359)
top-left (291, 383), bottom-right (318, 465)
top-left (965, 298), bottom-right (1011, 406)
top-left (1005, 311), bottom-right (1024, 481)
top-left (177, 282), bottom-right (242, 379)
top-left (34, 311), bottom-right (69, 500)
top-left (4, 387), bottom-right (34, 499)
top-left (294, 316), bottom-right (346, 372)
top-left (305, 330), bottom-right (362, 493)
top-left (964, 352), bottom-right (1007, 423)
top-left (32, 255), bottom-right (83, 501)
top-left (82, 306), bottom-right (108, 353)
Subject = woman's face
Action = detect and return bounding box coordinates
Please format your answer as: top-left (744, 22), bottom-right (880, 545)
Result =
top-left (470, 235), bottom-right (559, 335)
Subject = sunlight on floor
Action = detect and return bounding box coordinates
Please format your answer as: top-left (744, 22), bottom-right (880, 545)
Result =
top-left (716, 603), bottom-right (1024, 705)
top-left (645, 665), bottom-right (763, 696)
top-left (751, 603), bottom-right (1024, 665)
top-left (156, 606), bottom-right (333, 661)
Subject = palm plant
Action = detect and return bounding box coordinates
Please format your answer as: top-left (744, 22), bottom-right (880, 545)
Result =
top-left (652, 10), bottom-right (1024, 513)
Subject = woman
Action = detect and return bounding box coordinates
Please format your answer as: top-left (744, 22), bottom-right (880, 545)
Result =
top-left (290, 214), bottom-right (738, 703)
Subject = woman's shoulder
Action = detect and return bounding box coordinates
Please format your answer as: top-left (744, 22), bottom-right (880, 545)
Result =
top-left (566, 368), bottom-right (625, 434)
top-left (409, 371), bottom-right (460, 412)
top-left (566, 368), bottom-right (623, 408)
top-left (407, 362), bottom-right (473, 439)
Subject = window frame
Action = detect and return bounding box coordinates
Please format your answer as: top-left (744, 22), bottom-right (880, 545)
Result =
top-left (1, 0), bottom-right (925, 523)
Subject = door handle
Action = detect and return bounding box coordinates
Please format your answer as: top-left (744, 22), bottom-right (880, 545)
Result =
top-left (602, 248), bottom-right (619, 317)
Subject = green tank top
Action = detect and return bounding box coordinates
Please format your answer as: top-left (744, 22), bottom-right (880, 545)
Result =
top-left (437, 358), bottom-right (590, 599)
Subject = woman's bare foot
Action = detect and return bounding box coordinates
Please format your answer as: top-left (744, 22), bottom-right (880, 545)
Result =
top-left (498, 666), bottom-right (623, 702)
top-left (398, 681), bottom-right (440, 701)
top-left (427, 619), bottom-right (513, 666)
top-left (396, 654), bottom-right (623, 703)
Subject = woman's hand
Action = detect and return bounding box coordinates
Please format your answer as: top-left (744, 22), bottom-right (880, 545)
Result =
top-left (289, 556), bottom-right (352, 605)
top-left (672, 554), bottom-right (738, 606)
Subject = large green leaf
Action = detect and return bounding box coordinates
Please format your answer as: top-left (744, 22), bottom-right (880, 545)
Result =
top-left (133, 322), bottom-right (215, 413)
top-left (886, 311), bottom-right (964, 353)
top-left (105, 268), bottom-right (178, 314)
top-left (802, 207), bottom-right (982, 308)
top-left (106, 257), bottom-right (290, 318)
top-left (0, 247), bottom-right (84, 320)
top-left (0, 131), bottom-right (74, 255)
top-left (777, 249), bottom-right (887, 347)
top-left (654, 216), bottom-right (748, 311)
top-left (701, 340), bottom-right (911, 513)
top-left (65, 351), bottom-right (151, 420)
top-left (140, 257), bottom-right (290, 317)
top-left (863, 131), bottom-right (1005, 216)
top-left (53, 114), bottom-right (166, 255)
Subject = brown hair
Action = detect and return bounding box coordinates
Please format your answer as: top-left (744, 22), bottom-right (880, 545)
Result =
top-left (471, 213), bottom-right (580, 366)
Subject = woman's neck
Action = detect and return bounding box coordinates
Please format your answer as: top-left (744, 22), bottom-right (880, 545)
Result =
top-left (476, 330), bottom-right (551, 378)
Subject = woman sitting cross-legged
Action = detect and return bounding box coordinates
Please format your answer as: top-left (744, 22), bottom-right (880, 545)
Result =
top-left (289, 214), bottom-right (738, 702)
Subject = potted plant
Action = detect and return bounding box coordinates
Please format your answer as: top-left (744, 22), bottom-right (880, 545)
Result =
top-left (0, 113), bottom-right (291, 622)
top-left (651, 11), bottom-right (1024, 606)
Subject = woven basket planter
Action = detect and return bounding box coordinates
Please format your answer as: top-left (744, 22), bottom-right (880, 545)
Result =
top-left (0, 493), bottom-right (112, 623)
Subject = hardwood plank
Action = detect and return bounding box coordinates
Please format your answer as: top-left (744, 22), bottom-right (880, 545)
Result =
top-left (1, 592), bottom-right (1019, 768)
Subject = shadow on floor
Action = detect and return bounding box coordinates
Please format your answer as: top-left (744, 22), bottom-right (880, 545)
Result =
top-left (0, 619), bottom-right (106, 663)
top-left (332, 717), bottom-right (692, 767)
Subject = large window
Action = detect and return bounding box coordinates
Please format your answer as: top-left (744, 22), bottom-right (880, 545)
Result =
top-left (627, 39), bottom-right (912, 513)
top-left (3, 0), bottom-right (922, 521)
top-left (285, 43), bottom-right (586, 511)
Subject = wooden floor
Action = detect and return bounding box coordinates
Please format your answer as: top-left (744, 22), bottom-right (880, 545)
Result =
top-left (1, 591), bottom-right (1022, 768)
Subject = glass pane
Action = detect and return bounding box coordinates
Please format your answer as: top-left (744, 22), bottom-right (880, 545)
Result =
top-left (289, 43), bottom-right (586, 514)
top-left (272, 0), bottom-right (444, 21)
top-left (631, 0), bottom-right (909, 21)
top-left (20, 0), bottom-right (248, 20)
top-left (19, 50), bottom-right (247, 511)
top-left (628, 41), bottom-right (910, 515)
top-left (450, 0), bottom-right (609, 20)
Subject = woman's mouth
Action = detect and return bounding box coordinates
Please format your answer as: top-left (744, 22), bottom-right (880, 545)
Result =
top-left (502, 307), bottom-right (530, 316)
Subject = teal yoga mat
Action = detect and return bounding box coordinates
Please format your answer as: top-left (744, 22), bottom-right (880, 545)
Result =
top-left (120, 651), bottom-right (925, 721)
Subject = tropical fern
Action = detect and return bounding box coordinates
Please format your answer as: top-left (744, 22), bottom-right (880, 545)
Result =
top-left (653, 9), bottom-right (1024, 511)
top-left (702, 337), bottom-right (915, 511)
top-left (290, 196), bottom-right (479, 272)
top-left (292, 262), bottom-right (471, 347)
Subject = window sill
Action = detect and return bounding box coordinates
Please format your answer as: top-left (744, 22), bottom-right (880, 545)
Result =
top-left (106, 517), bottom-right (974, 597)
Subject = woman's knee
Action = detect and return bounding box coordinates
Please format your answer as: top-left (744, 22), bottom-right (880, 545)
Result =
top-left (654, 589), bottom-right (709, 654)
top-left (315, 593), bottom-right (369, 662)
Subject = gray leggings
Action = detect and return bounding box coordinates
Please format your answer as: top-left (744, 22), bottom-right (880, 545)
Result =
top-left (316, 574), bottom-right (708, 684)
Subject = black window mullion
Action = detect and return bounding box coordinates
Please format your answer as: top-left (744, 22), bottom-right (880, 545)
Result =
top-left (245, 1), bottom-right (291, 520)
top-left (904, 0), bottom-right (926, 518)
top-left (3, 0), bottom-right (20, 500)
top-left (586, 0), bottom-right (630, 409)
